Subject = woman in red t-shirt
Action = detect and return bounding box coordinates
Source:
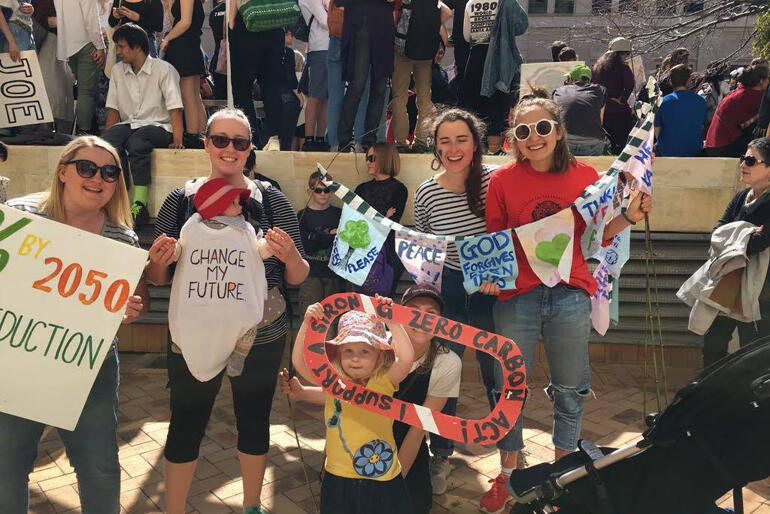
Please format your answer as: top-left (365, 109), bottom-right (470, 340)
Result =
top-left (476, 90), bottom-right (651, 511)
top-left (705, 64), bottom-right (769, 157)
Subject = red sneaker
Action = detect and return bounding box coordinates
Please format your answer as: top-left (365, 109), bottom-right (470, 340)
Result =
top-left (479, 473), bottom-right (511, 513)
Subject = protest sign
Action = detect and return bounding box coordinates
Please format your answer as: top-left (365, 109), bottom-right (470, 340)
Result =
top-left (0, 205), bottom-right (147, 429)
top-left (623, 122), bottom-right (654, 195)
top-left (395, 231), bottom-right (447, 289)
top-left (303, 293), bottom-right (525, 444)
top-left (329, 204), bottom-right (390, 286)
top-left (457, 230), bottom-right (517, 294)
top-left (574, 171), bottom-right (620, 258)
top-left (0, 51), bottom-right (53, 128)
top-left (515, 208), bottom-right (574, 287)
top-left (519, 61), bottom-right (585, 97)
top-left (590, 262), bottom-right (613, 335)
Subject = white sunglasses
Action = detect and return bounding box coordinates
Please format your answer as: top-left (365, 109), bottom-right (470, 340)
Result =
top-left (512, 119), bottom-right (559, 141)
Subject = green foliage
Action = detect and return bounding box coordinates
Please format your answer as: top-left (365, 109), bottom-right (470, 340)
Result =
top-left (756, 10), bottom-right (770, 60)
top-left (339, 219), bottom-right (371, 250)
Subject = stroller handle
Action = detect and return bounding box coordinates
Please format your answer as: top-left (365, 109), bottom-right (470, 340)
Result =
top-left (555, 440), bottom-right (648, 489)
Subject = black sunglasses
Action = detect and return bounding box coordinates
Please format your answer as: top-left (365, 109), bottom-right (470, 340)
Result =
top-left (740, 154), bottom-right (766, 167)
top-left (208, 134), bottom-right (252, 151)
top-left (366, 154), bottom-right (376, 163)
top-left (65, 159), bottom-right (121, 183)
top-left (313, 186), bottom-right (331, 194)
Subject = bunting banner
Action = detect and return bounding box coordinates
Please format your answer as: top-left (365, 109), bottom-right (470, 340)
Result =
top-left (329, 204), bottom-right (390, 286)
top-left (514, 209), bottom-right (574, 288)
top-left (622, 123), bottom-right (654, 196)
top-left (573, 108), bottom-right (657, 258)
top-left (457, 230), bottom-right (518, 294)
top-left (591, 262), bottom-right (613, 335)
top-left (395, 231), bottom-right (447, 290)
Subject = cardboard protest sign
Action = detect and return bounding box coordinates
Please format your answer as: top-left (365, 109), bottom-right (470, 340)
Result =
top-left (0, 205), bottom-right (147, 429)
top-left (519, 61), bottom-right (585, 97)
top-left (0, 51), bottom-right (53, 128)
top-left (329, 204), bottom-right (390, 286)
top-left (303, 293), bottom-right (526, 444)
top-left (515, 208), bottom-right (574, 287)
top-left (457, 230), bottom-right (517, 294)
top-left (395, 231), bottom-right (447, 289)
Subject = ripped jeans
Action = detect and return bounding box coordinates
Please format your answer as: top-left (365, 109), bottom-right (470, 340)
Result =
top-left (493, 284), bottom-right (592, 452)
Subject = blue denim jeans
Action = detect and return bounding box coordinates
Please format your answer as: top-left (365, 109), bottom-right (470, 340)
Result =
top-left (0, 346), bottom-right (120, 513)
top-left (494, 284), bottom-right (592, 452)
top-left (568, 141), bottom-right (606, 156)
top-left (430, 267), bottom-right (501, 457)
top-left (2, 23), bottom-right (35, 52)
top-left (327, 36), bottom-right (366, 149)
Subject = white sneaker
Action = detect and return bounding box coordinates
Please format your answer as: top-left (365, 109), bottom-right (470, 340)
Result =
top-left (430, 456), bottom-right (452, 495)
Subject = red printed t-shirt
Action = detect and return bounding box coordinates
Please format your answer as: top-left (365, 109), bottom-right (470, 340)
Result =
top-left (705, 87), bottom-right (763, 149)
top-left (486, 160), bottom-right (600, 301)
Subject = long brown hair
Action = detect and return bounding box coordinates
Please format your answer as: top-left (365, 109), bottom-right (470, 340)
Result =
top-left (594, 51), bottom-right (630, 84)
top-left (430, 108), bottom-right (487, 218)
top-left (507, 88), bottom-right (576, 174)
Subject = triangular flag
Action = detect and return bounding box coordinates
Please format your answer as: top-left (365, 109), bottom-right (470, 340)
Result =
top-left (395, 231), bottom-right (447, 289)
top-left (514, 208), bottom-right (574, 288)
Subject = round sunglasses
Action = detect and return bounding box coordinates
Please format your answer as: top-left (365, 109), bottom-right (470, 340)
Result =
top-left (366, 154), bottom-right (376, 163)
top-left (512, 119), bottom-right (559, 141)
top-left (207, 134), bottom-right (252, 151)
top-left (65, 159), bottom-right (121, 183)
top-left (740, 154), bottom-right (766, 167)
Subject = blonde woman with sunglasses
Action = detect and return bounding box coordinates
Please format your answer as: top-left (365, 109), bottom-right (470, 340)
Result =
top-left (146, 108), bottom-right (309, 514)
top-left (476, 88), bottom-right (652, 513)
top-left (0, 136), bottom-right (150, 514)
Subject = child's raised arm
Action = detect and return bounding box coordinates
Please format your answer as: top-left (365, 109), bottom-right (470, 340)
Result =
top-left (291, 303), bottom-right (325, 385)
top-left (386, 321), bottom-right (415, 387)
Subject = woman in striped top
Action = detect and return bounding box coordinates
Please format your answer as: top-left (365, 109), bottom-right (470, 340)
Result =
top-left (0, 136), bottom-right (150, 513)
top-left (146, 108), bottom-right (309, 514)
top-left (413, 107), bottom-right (503, 496)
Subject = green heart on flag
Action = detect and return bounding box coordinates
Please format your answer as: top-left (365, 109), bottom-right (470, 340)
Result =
top-left (535, 233), bottom-right (571, 267)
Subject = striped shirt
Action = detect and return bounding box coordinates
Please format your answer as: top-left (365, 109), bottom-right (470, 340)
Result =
top-left (414, 165), bottom-right (494, 271)
top-left (154, 181), bottom-right (306, 344)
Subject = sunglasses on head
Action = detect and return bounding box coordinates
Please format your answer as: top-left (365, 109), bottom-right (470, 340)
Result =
top-left (740, 154), bottom-right (766, 167)
top-left (208, 134), bottom-right (252, 151)
top-left (65, 159), bottom-right (121, 183)
top-left (313, 186), bottom-right (331, 194)
top-left (366, 154), bottom-right (376, 163)
top-left (512, 119), bottom-right (559, 141)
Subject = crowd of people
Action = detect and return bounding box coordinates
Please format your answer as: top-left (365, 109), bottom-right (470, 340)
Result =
top-left (2, 0), bottom-right (770, 227)
top-left (1, 2), bottom-right (770, 514)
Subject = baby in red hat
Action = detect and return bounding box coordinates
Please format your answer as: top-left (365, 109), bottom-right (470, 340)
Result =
top-left (168, 178), bottom-right (272, 379)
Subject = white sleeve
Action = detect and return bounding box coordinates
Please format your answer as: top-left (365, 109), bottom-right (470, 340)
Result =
top-left (81, 0), bottom-right (106, 50)
top-left (309, 0), bottom-right (328, 28)
top-left (463, 2), bottom-right (471, 43)
top-left (427, 350), bottom-right (462, 398)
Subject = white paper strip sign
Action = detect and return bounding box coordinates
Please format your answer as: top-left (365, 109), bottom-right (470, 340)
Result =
top-left (395, 231), bottom-right (447, 289)
top-left (0, 51), bottom-right (53, 128)
top-left (0, 205), bottom-right (147, 429)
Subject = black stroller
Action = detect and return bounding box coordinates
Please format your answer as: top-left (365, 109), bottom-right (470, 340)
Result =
top-left (508, 337), bottom-right (770, 514)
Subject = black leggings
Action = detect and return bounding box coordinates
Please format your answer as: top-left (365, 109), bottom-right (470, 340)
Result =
top-left (164, 337), bottom-right (285, 463)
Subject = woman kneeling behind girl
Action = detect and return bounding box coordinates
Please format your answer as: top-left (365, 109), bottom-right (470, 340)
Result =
top-left (291, 300), bottom-right (416, 514)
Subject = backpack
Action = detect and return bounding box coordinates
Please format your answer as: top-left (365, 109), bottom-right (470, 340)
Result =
top-left (396, 0), bottom-right (441, 61)
top-left (293, 5), bottom-right (314, 43)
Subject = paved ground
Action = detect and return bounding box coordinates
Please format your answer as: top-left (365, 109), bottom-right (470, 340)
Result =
top-left (27, 352), bottom-right (770, 513)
